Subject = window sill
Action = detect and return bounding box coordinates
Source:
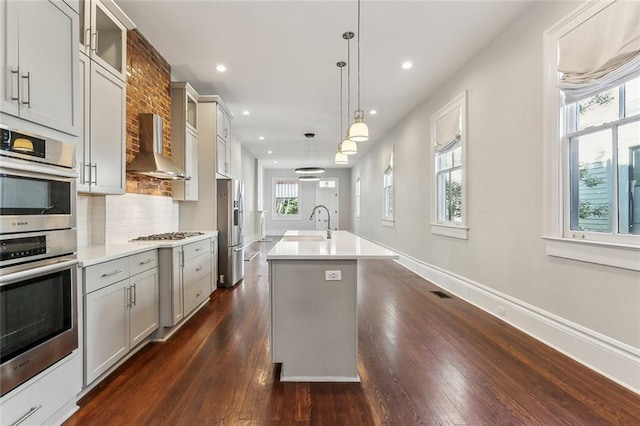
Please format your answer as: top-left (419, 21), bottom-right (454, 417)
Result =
top-left (542, 237), bottom-right (640, 271)
top-left (431, 223), bottom-right (468, 240)
top-left (271, 216), bottom-right (302, 221)
top-left (381, 218), bottom-right (395, 227)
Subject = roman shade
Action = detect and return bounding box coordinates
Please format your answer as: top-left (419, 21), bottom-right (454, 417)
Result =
top-left (557, 0), bottom-right (640, 104)
top-left (434, 106), bottom-right (461, 154)
top-left (275, 180), bottom-right (298, 199)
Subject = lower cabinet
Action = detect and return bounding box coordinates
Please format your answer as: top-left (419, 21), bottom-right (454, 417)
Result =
top-left (83, 250), bottom-right (158, 385)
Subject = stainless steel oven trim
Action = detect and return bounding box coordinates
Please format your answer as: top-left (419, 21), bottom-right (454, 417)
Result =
top-left (0, 159), bottom-right (77, 234)
top-left (0, 260), bottom-right (78, 396)
top-left (0, 229), bottom-right (77, 274)
top-left (0, 125), bottom-right (75, 170)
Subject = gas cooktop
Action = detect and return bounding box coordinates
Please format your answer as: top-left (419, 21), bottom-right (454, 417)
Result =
top-left (132, 231), bottom-right (205, 241)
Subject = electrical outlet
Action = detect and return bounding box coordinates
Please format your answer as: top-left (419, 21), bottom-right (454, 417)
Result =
top-left (497, 305), bottom-right (506, 317)
top-left (325, 270), bottom-right (342, 281)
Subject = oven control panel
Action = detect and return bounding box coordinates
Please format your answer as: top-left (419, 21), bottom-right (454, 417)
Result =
top-left (0, 235), bottom-right (48, 261)
top-left (0, 229), bottom-right (76, 270)
top-left (0, 127), bottom-right (75, 169)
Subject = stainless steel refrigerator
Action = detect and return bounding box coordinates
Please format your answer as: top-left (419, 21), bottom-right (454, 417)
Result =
top-left (217, 179), bottom-right (244, 287)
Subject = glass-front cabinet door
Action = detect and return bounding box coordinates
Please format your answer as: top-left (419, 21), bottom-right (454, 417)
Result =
top-left (79, 0), bottom-right (127, 81)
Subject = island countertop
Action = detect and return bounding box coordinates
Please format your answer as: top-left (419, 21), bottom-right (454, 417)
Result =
top-left (267, 230), bottom-right (398, 260)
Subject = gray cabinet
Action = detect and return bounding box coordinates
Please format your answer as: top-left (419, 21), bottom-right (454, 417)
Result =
top-left (0, 0), bottom-right (80, 135)
top-left (83, 250), bottom-right (158, 385)
top-left (171, 82), bottom-right (199, 201)
top-left (77, 52), bottom-right (126, 194)
top-left (79, 0), bottom-right (127, 81)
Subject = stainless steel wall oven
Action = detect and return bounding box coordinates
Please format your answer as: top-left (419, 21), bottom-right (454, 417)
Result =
top-left (0, 126), bottom-right (78, 397)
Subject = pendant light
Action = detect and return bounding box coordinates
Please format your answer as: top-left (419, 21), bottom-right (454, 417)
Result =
top-left (341, 32), bottom-right (358, 155)
top-left (299, 175), bottom-right (321, 182)
top-left (295, 133), bottom-right (325, 175)
top-left (335, 61), bottom-right (349, 165)
top-left (347, 0), bottom-right (369, 142)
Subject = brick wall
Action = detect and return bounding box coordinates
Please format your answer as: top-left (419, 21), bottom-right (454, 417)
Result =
top-left (125, 30), bottom-right (172, 196)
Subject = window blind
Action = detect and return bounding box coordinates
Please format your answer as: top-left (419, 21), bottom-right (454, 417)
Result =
top-left (558, 0), bottom-right (640, 103)
top-left (275, 180), bottom-right (298, 198)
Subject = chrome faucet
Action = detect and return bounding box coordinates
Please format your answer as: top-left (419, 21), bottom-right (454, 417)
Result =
top-left (309, 205), bottom-right (332, 239)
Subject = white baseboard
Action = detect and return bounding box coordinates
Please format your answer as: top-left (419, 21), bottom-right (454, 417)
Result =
top-left (355, 233), bottom-right (640, 395)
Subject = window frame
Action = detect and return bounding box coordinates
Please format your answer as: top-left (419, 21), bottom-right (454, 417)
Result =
top-left (382, 150), bottom-right (395, 227)
top-left (271, 177), bottom-right (301, 220)
top-left (430, 90), bottom-right (469, 240)
top-left (542, 0), bottom-right (640, 271)
top-left (355, 175), bottom-right (361, 219)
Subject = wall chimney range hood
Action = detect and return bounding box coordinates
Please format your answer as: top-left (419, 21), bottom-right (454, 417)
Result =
top-left (126, 113), bottom-right (188, 180)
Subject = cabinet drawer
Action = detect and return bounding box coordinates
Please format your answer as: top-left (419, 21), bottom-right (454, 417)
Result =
top-left (183, 239), bottom-right (210, 261)
top-left (184, 254), bottom-right (211, 284)
top-left (184, 270), bottom-right (210, 316)
top-left (129, 250), bottom-right (158, 276)
top-left (84, 257), bottom-right (130, 293)
top-left (0, 353), bottom-right (81, 426)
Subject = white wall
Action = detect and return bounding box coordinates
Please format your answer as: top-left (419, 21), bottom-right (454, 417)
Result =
top-left (263, 168), bottom-right (351, 236)
top-left (241, 145), bottom-right (258, 243)
top-left (351, 0), bottom-right (639, 391)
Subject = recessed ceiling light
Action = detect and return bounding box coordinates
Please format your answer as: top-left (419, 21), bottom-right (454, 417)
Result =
top-left (369, 110), bottom-right (377, 115)
top-left (402, 61), bottom-right (413, 70)
top-left (242, 110), bottom-right (250, 115)
top-left (259, 136), bottom-right (265, 140)
top-left (273, 160), bottom-right (278, 164)
top-left (267, 150), bottom-right (273, 154)
top-left (216, 64), bottom-right (227, 72)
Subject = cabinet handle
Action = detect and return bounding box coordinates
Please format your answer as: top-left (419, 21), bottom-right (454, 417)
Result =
top-left (139, 259), bottom-right (153, 265)
top-left (195, 266), bottom-right (203, 272)
top-left (84, 163), bottom-right (92, 185)
top-left (91, 31), bottom-right (98, 52)
top-left (10, 67), bottom-right (19, 101)
top-left (10, 405), bottom-right (42, 426)
top-left (196, 289), bottom-right (203, 297)
top-left (126, 286), bottom-right (132, 308)
top-left (84, 28), bottom-right (91, 49)
top-left (21, 72), bottom-right (31, 108)
top-left (101, 269), bottom-right (123, 278)
top-left (195, 247), bottom-right (203, 252)
top-left (180, 250), bottom-right (185, 267)
top-left (91, 163), bottom-right (98, 185)
top-left (132, 283), bottom-right (137, 306)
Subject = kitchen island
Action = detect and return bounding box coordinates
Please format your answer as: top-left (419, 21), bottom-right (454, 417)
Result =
top-left (267, 230), bottom-right (398, 382)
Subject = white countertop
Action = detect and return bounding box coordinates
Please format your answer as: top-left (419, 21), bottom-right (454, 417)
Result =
top-left (267, 230), bottom-right (398, 260)
top-left (78, 231), bottom-right (217, 267)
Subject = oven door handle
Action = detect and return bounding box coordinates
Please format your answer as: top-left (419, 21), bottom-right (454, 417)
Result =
top-left (0, 258), bottom-right (78, 285)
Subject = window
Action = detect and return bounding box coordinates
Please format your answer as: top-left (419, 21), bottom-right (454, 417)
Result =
top-left (431, 91), bottom-right (468, 239)
top-left (543, 0), bottom-right (640, 270)
top-left (273, 178), bottom-right (299, 218)
top-left (382, 152), bottom-right (394, 225)
top-left (355, 176), bottom-right (361, 219)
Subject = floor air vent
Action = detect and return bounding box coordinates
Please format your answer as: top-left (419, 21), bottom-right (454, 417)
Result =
top-left (431, 290), bottom-right (452, 299)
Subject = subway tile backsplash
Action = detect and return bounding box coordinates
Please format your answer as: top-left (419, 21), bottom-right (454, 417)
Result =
top-left (77, 193), bottom-right (178, 247)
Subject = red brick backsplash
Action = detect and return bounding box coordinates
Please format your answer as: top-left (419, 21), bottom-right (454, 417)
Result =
top-left (125, 30), bottom-right (172, 196)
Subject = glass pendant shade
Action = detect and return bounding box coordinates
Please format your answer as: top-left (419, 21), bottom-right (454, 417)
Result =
top-left (348, 118), bottom-right (369, 142)
top-left (335, 149), bottom-right (348, 164)
top-left (341, 138), bottom-right (357, 155)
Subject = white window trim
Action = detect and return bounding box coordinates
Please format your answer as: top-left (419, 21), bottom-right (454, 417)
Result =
top-left (430, 90), bottom-right (469, 240)
top-left (382, 150), bottom-right (394, 225)
top-left (271, 177), bottom-right (301, 220)
top-left (542, 0), bottom-right (640, 270)
top-left (355, 176), bottom-right (361, 219)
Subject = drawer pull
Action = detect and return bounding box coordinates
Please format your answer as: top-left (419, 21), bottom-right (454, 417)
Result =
top-left (101, 269), bottom-right (123, 278)
top-left (139, 259), bottom-right (153, 265)
top-left (195, 266), bottom-right (203, 272)
top-left (196, 290), bottom-right (204, 297)
top-left (10, 405), bottom-right (42, 426)
top-left (195, 247), bottom-right (203, 252)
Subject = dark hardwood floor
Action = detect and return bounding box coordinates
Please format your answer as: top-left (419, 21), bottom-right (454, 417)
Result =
top-left (65, 240), bottom-right (640, 425)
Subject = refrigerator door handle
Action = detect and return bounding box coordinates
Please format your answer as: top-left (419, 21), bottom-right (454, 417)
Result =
top-left (233, 245), bottom-right (245, 252)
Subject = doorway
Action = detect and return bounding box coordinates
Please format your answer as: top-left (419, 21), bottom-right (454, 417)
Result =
top-left (314, 177), bottom-right (339, 230)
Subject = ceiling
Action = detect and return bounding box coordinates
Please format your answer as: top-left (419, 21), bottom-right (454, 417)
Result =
top-left (116, 0), bottom-right (532, 170)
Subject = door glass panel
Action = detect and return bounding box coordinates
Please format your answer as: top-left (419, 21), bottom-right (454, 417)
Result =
top-left (95, 5), bottom-right (123, 73)
top-left (0, 270), bottom-right (72, 363)
top-left (0, 175), bottom-right (71, 215)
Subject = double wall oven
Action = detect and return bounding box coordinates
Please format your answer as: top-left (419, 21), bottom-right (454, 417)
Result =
top-left (0, 127), bottom-right (78, 397)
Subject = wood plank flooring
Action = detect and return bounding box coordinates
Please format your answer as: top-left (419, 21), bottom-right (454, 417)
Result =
top-left (65, 240), bottom-right (640, 425)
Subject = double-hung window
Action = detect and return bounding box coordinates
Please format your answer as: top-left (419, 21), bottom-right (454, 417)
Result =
top-left (543, 0), bottom-right (640, 270)
top-left (382, 152), bottom-right (394, 225)
top-left (273, 178), bottom-right (299, 218)
top-left (430, 91), bottom-right (468, 239)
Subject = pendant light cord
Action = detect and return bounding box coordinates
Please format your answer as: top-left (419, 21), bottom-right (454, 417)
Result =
top-left (347, 37), bottom-right (351, 122)
top-left (340, 65), bottom-right (344, 138)
top-left (357, 0), bottom-right (361, 113)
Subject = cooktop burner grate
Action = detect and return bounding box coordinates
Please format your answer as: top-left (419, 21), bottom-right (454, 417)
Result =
top-left (132, 231), bottom-right (205, 241)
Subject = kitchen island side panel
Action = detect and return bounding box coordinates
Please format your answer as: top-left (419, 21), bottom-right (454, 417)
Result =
top-left (269, 259), bottom-right (358, 381)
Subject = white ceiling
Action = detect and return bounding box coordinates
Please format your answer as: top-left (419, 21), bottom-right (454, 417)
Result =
top-left (116, 0), bottom-right (532, 170)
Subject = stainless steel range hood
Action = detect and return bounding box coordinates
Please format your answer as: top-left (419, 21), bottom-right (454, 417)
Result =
top-left (126, 113), bottom-right (188, 180)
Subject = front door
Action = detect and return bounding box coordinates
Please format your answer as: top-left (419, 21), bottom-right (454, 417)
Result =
top-left (315, 177), bottom-right (339, 231)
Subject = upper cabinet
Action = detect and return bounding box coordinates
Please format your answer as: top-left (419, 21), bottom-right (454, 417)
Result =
top-left (171, 82), bottom-right (199, 201)
top-left (214, 102), bottom-right (234, 179)
top-left (79, 0), bottom-right (126, 81)
top-left (0, 0), bottom-right (80, 136)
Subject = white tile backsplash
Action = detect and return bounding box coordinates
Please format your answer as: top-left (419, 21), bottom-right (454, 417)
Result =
top-left (77, 193), bottom-right (178, 246)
